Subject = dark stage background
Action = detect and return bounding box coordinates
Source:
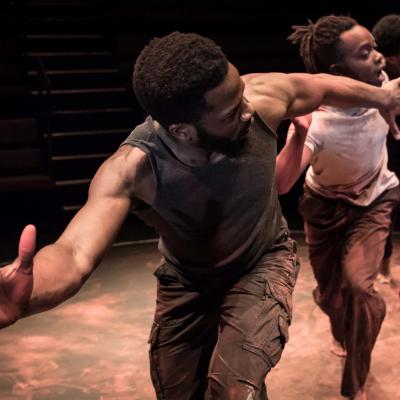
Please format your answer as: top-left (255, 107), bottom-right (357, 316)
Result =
top-left (1, 0), bottom-right (399, 262)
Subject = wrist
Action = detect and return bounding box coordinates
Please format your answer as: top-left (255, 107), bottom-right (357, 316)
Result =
top-left (381, 87), bottom-right (393, 110)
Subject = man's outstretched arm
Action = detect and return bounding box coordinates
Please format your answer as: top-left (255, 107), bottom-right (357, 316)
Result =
top-left (243, 72), bottom-right (400, 137)
top-left (0, 145), bottom-right (150, 327)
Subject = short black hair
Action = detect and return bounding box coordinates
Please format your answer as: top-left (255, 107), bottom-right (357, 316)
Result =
top-left (288, 15), bottom-right (358, 73)
top-left (133, 31), bottom-right (228, 128)
top-left (372, 14), bottom-right (400, 57)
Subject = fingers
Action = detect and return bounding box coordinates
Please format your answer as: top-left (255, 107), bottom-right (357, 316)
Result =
top-left (17, 225), bottom-right (36, 274)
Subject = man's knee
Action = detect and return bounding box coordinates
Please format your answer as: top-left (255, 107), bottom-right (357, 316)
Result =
top-left (206, 304), bottom-right (288, 400)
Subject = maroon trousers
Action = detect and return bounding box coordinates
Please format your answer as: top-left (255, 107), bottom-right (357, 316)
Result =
top-left (299, 186), bottom-right (400, 397)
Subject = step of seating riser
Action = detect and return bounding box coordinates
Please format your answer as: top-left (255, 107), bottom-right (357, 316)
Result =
top-left (56, 182), bottom-right (89, 205)
top-left (0, 96), bottom-right (35, 118)
top-left (34, 91), bottom-right (130, 109)
top-left (27, 38), bottom-right (111, 52)
top-left (0, 148), bottom-right (44, 176)
top-left (0, 190), bottom-right (61, 227)
top-left (27, 55), bottom-right (117, 70)
top-left (27, 72), bottom-right (122, 90)
top-left (49, 110), bottom-right (136, 131)
top-left (23, 20), bottom-right (103, 34)
top-left (51, 131), bottom-right (127, 155)
top-left (25, 6), bottom-right (99, 19)
top-left (52, 157), bottom-right (106, 180)
top-left (0, 119), bottom-right (39, 146)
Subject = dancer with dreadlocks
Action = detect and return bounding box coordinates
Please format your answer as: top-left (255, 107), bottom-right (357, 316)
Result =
top-left (372, 14), bottom-right (400, 284)
top-left (278, 15), bottom-right (400, 400)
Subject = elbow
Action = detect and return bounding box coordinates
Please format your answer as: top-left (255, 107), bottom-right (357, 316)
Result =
top-left (75, 255), bottom-right (98, 283)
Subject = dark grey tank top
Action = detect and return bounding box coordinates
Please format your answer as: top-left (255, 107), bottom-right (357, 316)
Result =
top-left (122, 113), bottom-right (285, 285)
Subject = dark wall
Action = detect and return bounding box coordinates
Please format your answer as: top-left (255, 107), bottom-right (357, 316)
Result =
top-left (1, 0), bottom-right (399, 249)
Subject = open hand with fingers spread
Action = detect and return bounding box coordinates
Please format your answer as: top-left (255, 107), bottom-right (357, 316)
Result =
top-left (0, 225), bottom-right (36, 328)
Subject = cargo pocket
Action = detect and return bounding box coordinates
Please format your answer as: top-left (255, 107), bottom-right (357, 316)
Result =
top-left (267, 277), bottom-right (293, 322)
top-left (242, 310), bottom-right (289, 369)
top-left (242, 279), bottom-right (292, 369)
top-left (263, 307), bottom-right (290, 367)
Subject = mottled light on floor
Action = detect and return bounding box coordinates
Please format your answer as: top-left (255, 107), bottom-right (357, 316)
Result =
top-left (1, 237), bottom-right (400, 399)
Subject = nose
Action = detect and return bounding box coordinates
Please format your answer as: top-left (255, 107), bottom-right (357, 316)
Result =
top-left (240, 97), bottom-right (254, 121)
top-left (375, 50), bottom-right (385, 66)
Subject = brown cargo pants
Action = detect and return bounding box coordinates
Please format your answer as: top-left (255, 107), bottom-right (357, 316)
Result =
top-left (148, 229), bottom-right (299, 400)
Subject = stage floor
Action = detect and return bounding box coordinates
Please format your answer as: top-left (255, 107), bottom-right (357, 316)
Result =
top-left (1, 234), bottom-right (400, 399)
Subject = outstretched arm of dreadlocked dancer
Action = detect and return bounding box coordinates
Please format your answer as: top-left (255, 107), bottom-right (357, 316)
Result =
top-left (242, 72), bottom-right (400, 138)
top-left (276, 114), bottom-right (313, 195)
top-left (0, 145), bottom-right (154, 328)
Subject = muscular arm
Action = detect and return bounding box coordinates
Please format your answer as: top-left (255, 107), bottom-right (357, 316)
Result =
top-left (23, 145), bottom-right (152, 316)
top-left (243, 72), bottom-right (400, 135)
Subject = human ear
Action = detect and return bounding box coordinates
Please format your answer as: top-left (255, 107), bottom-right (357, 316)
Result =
top-left (329, 63), bottom-right (344, 76)
top-left (168, 123), bottom-right (194, 142)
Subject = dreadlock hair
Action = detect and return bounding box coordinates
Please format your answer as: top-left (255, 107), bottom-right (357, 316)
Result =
top-left (288, 15), bottom-right (358, 73)
top-left (133, 31), bottom-right (228, 129)
top-left (372, 14), bottom-right (400, 57)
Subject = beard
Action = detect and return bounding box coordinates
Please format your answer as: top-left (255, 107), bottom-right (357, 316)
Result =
top-left (196, 120), bottom-right (251, 156)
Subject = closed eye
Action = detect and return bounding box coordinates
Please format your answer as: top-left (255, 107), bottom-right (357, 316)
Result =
top-left (223, 104), bottom-right (240, 121)
top-left (359, 43), bottom-right (376, 58)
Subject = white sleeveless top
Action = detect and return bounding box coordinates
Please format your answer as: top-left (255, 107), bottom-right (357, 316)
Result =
top-left (304, 104), bottom-right (398, 206)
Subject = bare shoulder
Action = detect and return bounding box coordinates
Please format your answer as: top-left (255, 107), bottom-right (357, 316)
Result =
top-left (243, 72), bottom-right (290, 97)
top-left (90, 144), bottom-right (153, 202)
top-left (109, 144), bottom-right (150, 175)
top-left (242, 72), bottom-right (291, 130)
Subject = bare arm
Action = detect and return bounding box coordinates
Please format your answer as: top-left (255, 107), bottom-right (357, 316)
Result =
top-left (276, 115), bottom-right (313, 195)
top-left (243, 72), bottom-right (400, 136)
top-left (0, 145), bottom-right (153, 325)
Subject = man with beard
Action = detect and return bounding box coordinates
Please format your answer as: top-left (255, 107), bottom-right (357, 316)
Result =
top-left (2, 31), bottom-right (400, 400)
